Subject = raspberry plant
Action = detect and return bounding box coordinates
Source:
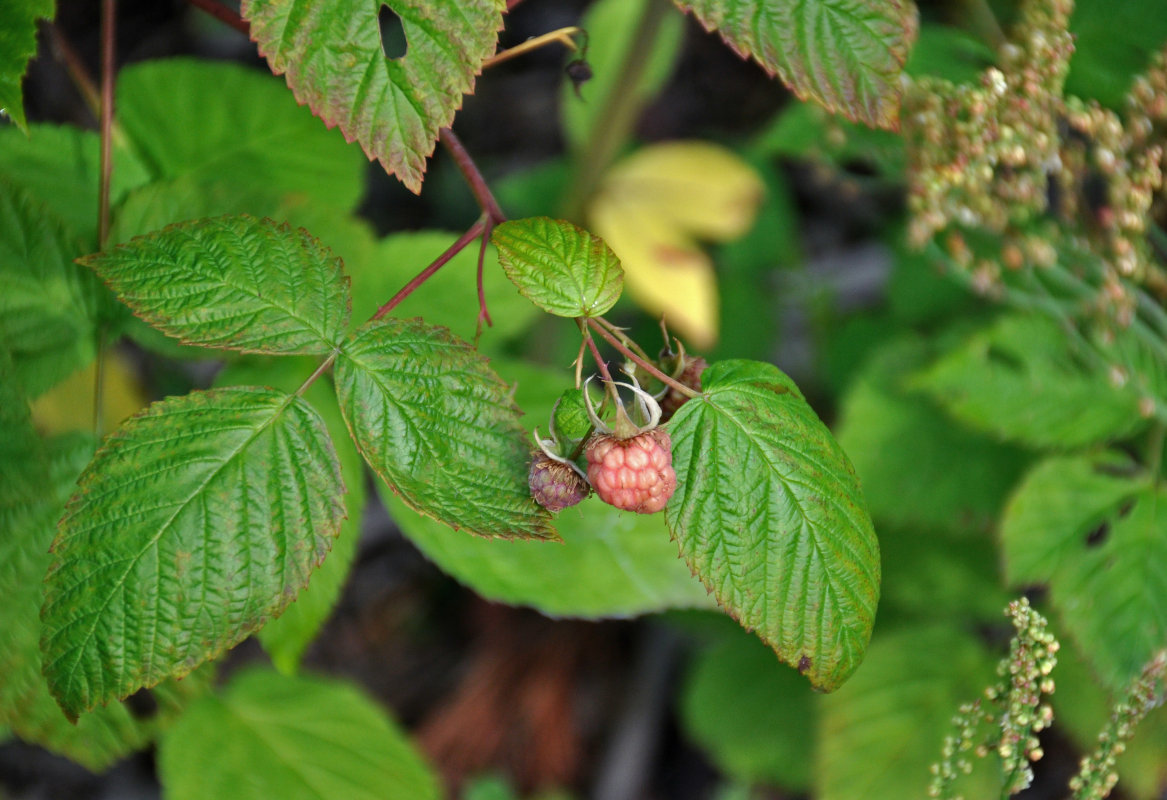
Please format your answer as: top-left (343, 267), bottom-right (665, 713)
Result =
top-left (2, 0), bottom-right (1167, 797)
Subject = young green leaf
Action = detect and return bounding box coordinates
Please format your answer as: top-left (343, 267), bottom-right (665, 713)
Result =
top-left (335, 319), bottom-right (556, 541)
top-left (492, 217), bottom-right (624, 318)
top-left (0, 0), bottom-right (54, 132)
top-left (81, 215), bottom-right (351, 355)
top-left (673, 0), bottom-right (917, 130)
top-left (665, 360), bottom-right (880, 691)
top-left (0, 178), bottom-right (99, 397)
top-left (1, 431), bottom-right (209, 770)
top-left (158, 667), bottom-right (440, 800)
top-left (1000, 453), bottom-right (1166, 690)
top-left (117, 59), bottom-right (365, 212)
top-left (40, 387), bottom-right (346, 720)
top-left (912, 314), bottom-right (1149, 449)
top-left (242, 0), bottom-right (504, 193)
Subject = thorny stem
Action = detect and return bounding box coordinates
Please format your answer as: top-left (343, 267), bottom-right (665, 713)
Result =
top-left (560, 0), bottom-right (671, 222)
top-left (579, 319), bottom-right (616, 388)
top-left (586, 318), bottom-right (701, 399)
top-left (373, 218), bottom-right (488, 320)
top-left (185, 0), bottom-right (249, 35)
top-left (440, 128), bottom-right (506, 225)
top-left (482, 26), bottom-right (582, 69)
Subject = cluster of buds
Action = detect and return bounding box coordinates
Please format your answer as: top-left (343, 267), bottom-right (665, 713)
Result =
top-left (528, 374), bottom-right (679, 516)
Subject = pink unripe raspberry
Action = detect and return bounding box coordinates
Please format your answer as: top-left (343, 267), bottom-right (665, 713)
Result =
top-left (586, 428), bottom-right (677, 514)
top-left (529, 454), bottom-right (589, 512)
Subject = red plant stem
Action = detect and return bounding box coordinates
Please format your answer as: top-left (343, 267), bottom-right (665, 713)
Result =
top-left (46, 25), bottom-right (101, 120)
top-left (506, 0), bottom-right (525, 10)
top-left (98, 0), bottom-right (116, 249)
top-left (373, 218), bottom-right (487, 320)
top-left (475, 221), bottom-right (494, 337)
top-left (586, 318), bottom-right (700, 399)
top-left (186, 0), bottom-right (249, 35)
top-left (440, 128), bottom-right (506, 225)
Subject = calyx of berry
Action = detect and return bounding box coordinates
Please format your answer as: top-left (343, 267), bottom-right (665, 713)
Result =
top-left (583, 374), bottom-right (662, 440)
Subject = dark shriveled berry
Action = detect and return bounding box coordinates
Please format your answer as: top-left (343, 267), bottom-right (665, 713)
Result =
top-left (529, 454), bottom-right (590, 512)
top-left (659, 355), bottom-right (707, 422)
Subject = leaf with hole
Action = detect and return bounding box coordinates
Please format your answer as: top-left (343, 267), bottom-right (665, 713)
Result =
top-left (672, 0), bottom-right (917, 129)
top-left (1000, 453), bottom-right (1167, 689)
top-left (492, 217), bottom-right (624, 319)
top-left (39, 387), bottom-right (346, 720)
top-left (335, 318), bottom-right (556, 541)
top-left (81, 215), bottom-right (351, 355)
top-left (242, 0), bottom-right (504, 193)
top-left (158, 667), bottom-right (439, 800)
top-left (665, 360), bottom-right (880, 691)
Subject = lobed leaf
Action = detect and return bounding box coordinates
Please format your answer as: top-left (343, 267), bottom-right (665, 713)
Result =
top-left (492, 217), bottom-right (624, 319)
top-left (81, 215), bottom-right (351, 355)
top-left (158, 667), bottom-right (439, 800)
top-left (1000, 453), bottom-right (1167, 689)
top-left (0, 178), bottom-right (100, 396)
top-left (40, 387), bottom-right (346, 719)
top-left (242, 0), bottom-right (504, 194)
top-left (665, 360), bottom-right (880, 691)
top-left (0, 0), bottom-right (54, 132)
top-left (673, 0), bottom-right (917, 130)
top-left (335, 319), bottom-right (555, 540)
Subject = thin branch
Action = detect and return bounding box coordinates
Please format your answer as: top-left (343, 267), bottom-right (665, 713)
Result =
top-left (98, 0), bottom-right (116, 249)
top-left (373, 218), bottom-right (488, 320)
top-left (296, 351), bottom-right (340, 397)
top-left (579, 320), bottom-right (615, 388)
top-left (587, 318), bottom-right (700, 399)
top-left (482, 26), bottom-right (582, 69)
top-left (440, 127), bottom-right (506, 224)
top-left (185, 0), bottom-right (250, 35)
top-left (475, 220), bottom-right (494, 341)
top-left (596, 316), bottom-right (651, 361)
top-left (45, 24), bottom-right (100, 120)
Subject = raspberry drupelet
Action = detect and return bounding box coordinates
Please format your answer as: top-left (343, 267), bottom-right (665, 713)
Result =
top-left (586, 428), bottom-right (676, 514)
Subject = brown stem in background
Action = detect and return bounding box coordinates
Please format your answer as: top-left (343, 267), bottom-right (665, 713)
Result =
top-left (374, 218), bottom-right (488, 320)
top-left (186, 0), bottom-right (249, 35)
top-left (98, 0), bottom-right (116, 249)
top-left (45, 25), bottom-right (100, 120)
top-left (440, 128), bottom-right (506, 224)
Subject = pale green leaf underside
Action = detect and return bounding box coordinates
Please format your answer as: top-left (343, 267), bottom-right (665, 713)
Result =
top-left (913, 314), bottom-right (1148, 449)
top-left (82, 215), bottom-right (351, 355)
top-left (0, 178), bottom-right (98, 397)
top-left (673, 0), bottom-right (916, 129)
top-left (1001, 453), bottom-right (1167, 689)
top-left (817, 625), bottom-right (998, 800)
top-left (116, 59), bottom-right (365, 212)
top-left (0, 0), bottom-right (54, 131)
top-left (336, 319), bottom-right (556, 540)
top-left (158, 667), bottom-right (439, 800)
top-left (242, 0), bottom-right (504, 193)
top-left (665, 360), bottom-right (879, 691)
top-left (492, 217), bottom-right (624, 318)
top-left (378, 358), bottom-right (709, 616)
top-left (40, 387), bottom-right (346, 719)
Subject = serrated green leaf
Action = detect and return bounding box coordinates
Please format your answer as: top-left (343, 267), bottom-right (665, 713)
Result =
top-left (560, 0), bottom-right (683, 154)
top-left (674, 0), bottom-right (917, 129)
top-left (336, 318), bottom-right (555, 541)
top-left (913, 314), bottom-right (1149, 448)
top-left (215, 357), bottom-right (365, 674)
top-left (117, 59), bottom-right (365, 211)
top-left (665, 360), bottom-right (880, 691)
top-left (0, 0), bottom-right (54, 132)
top-left (1, 431), bottom-right (210, 771)
top-left (242, 0), bottom-right (504, 194)
top-left (492, 217), bottom-right (624, 318)
top-left (158, 667), bottom-right (439, 800)
top-left (680, 626), bottom-right (816, 790)
top-left (347, 230), bottom-right (540, 350)
top-left (817, 625), bottom-right (998, 800)
top-left (82, 215), bottom-right (351, 355)
top-left (0, 124), bottom-right (151, 243)
top-left (835, 337), bottom-right (1030, 536)
top-left (40, 387), bottom-right (346, 719)
top-left (377, 358), bottom-right (711, 616)
top-left (1000, 453), bottom-right (1166, 689)
top-left (0, 178), bottom-right (99, 397)
top-left (552, 388), bottom-right (591, 446)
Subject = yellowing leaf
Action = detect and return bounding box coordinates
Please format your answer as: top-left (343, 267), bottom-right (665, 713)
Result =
top-left (31, 350), bottom-right (148, 435)
top-left (588, 142), bottom-right (763, 348)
